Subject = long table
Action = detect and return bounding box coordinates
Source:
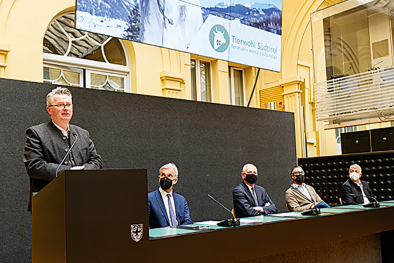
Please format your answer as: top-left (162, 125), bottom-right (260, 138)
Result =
top-left (148, 201), bottom-right (394, 262)
top-left (32, 171), bottom-right (394, 263)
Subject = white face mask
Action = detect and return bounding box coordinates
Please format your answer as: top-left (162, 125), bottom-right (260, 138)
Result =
top-left (350, 172), bottom-right (360, 182)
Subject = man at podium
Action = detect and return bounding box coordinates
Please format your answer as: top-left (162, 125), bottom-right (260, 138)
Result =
top-left (23, 87), bottom-right (103, 211)
top-left (148, 163), bottom-right (193, 228)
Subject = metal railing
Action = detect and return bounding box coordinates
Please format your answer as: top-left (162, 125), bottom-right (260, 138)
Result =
top-left (315, 66), bottom-right (394, 125)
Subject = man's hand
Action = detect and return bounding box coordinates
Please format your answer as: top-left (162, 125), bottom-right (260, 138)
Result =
top-left (264, 202), bottom-right (271, 207)
top-left (252, 206), bottom-right (263, 212)
top-left (70, 165), bottom-right (85, 170)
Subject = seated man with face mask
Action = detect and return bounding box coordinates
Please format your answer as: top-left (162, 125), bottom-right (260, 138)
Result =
top-left (147, 162), bottom-right (193, 228)
top-left (341, 163), bottom-right (374, 205)
top-left (285, 166), bottom-right (330, 212)
top-left (233, 163), bottom-right (278, 218)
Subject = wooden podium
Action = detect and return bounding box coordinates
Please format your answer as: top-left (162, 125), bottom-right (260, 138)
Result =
top-left (31, 169), bottom-right (148, 263)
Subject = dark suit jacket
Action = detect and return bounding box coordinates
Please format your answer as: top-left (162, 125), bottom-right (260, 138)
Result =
top-left (148, 188), bottom-right (193, 229)
top-left (341, 179), bottom-right (374, 205)
top-left (233, 182), bottom-right (278, 218)
top-left (23, 121), bottom-right (103, 211)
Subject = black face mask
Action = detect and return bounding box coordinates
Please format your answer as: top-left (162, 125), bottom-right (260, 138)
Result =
top-left (294, 174), bottom-right (305, 183)
top-left (245, 173), bottom-right (258, 184)
top-left (160, 177), bottom-right (173, 190)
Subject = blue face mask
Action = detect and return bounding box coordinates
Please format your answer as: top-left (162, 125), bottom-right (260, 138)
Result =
top-left (245, 173), bottom-right (258, 184)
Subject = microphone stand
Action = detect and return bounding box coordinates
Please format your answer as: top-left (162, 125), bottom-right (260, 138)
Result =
top-left (207, 194), bottom-right (240, 227)
top-left (363, 196), bottom-right (380, 208)
top-left (55, 133), bottom-right (78, 177)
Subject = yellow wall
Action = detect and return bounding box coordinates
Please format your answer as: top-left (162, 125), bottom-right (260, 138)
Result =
top-left (258, 0), bottom-right (343, 158)
top-left (0, 0), bottom-right (346, 159)
top-left (0, 0), bottom-right (75, 81)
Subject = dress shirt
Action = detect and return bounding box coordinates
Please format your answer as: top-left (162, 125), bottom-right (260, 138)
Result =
top-left (52, 121), bottom-right (70, 137)
top-left (292, 183), bottom-right (313, 201)
top-left (355, 181), bottom-right (370, 204)
top-left (159, 187), bottom-right (178, 226)
top-left (245, 184), bottom-right (258, 205)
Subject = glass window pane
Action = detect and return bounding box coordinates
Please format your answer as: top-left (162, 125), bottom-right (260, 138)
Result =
top-left (43, 67), bottom-right (60, 81)
top-left (323, 9), bottom-right (371, 79)
top-left (63, 70), bottom-right (81, 86)
top-left (43, 67), bottom-right (81, 87)
top-left (233, 69), bottom-right (244, 106)
top-left (91, 73), bottom-right (125, 92)
top-left (191, 60), bottom-right (197, 100)
top-left (91, 73), bottom-right (106, 87)
top-left (104, 38), bottom-right (126, 65)
top-left (43, 20), bottom-right (68, 55)
top-left (83, 47), bottom-right (105, 62)
top-left (200, 62), bottom-right (211, 102)
top-left (108, 75), bottom-right (125, 92)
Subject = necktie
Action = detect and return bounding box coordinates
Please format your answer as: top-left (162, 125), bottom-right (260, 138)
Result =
top-left (167, 194), bottom-right (178, 226)
top-left (252, 187), bottom-right (258, 206)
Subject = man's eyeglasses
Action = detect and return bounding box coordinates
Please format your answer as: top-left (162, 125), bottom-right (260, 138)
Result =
top-left (49, 103), bottom-right (72, 109)
top-left (292, 171), bottom-right (304, 175)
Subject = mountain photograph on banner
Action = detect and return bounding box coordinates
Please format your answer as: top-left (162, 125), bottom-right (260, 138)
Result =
top-left (75, 0), bottom-right (282, 71)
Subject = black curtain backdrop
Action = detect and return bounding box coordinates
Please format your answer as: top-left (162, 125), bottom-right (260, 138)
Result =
top-left (0, 78), bottom-right (296, 262)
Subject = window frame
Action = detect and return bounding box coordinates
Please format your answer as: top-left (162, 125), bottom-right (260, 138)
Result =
top-left (43, 63), bottom-right (84, 87)
top-left (190, 58), bottom-right (213, 102)
top-left (229, 66), bottom-right (246, 106)
top-left (43, 12), bottom-right (130, 93)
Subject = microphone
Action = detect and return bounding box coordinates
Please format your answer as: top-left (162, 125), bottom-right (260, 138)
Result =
top-left (55, 132), bottom-right (78, 178)
top-left (348, 193), bottom-right (380, 208)
top-left (301, 207), bottom-right (321, 216)
top-left (364, 195), bottom-right (380, 208)
top-left (207, 194), bottom-right (240, 227)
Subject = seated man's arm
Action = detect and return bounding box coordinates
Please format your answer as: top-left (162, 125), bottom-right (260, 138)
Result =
top-left (340, 184), bottom-right (356, 205)
top-left (285, 190), bottom-right (313, 212)
top-left (309, 186), bottom-right (324, 204)
top-left (180, 199), bottom-right (193, 225)
top-left (260, 190), bottom-right (278, 214)
top-left (233, 188), bottom-right (262, 217)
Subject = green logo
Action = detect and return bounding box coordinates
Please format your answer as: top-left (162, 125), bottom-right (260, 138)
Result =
top-left (209, 24), bottom-right (229, 52)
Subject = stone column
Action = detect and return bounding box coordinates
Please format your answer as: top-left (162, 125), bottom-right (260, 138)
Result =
top-left (282, 76), bottom-right (305, 158)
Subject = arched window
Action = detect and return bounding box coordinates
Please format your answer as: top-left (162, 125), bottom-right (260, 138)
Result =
top-left (43, 13), bottom-right (130, 92)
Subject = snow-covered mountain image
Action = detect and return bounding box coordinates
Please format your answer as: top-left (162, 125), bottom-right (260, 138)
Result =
top-left (76, 0), bottom-right (136, 21)
top-left (76, 0), bottom-right (141, 41)
top-left (75, 0), bottom-right (282, 71)
top-left (202, 1), bottom-right (282, 35)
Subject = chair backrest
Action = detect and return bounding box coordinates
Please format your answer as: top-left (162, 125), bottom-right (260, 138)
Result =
top-left (339, 197), bottom-right (343, 206)
top-left (285, 203), bottom-right (291, 211)
top-left (231, 208), bottom-right (236, 218)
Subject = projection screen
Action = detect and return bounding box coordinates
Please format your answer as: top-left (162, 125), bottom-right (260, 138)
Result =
top-left (75, 0), bottom-right (282, 71)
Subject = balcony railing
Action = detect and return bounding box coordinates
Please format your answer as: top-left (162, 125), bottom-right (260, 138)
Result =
top-left (315, 66), bottom-right (394, 128)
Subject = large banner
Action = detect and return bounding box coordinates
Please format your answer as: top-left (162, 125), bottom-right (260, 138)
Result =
top-left (76, 0), bottom-right (282, 71)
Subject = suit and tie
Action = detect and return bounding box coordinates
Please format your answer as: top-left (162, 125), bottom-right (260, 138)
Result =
top-left (233, 182), bottom-right (278, 218)
top-left (148, 188), bottom-right (193, 229)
